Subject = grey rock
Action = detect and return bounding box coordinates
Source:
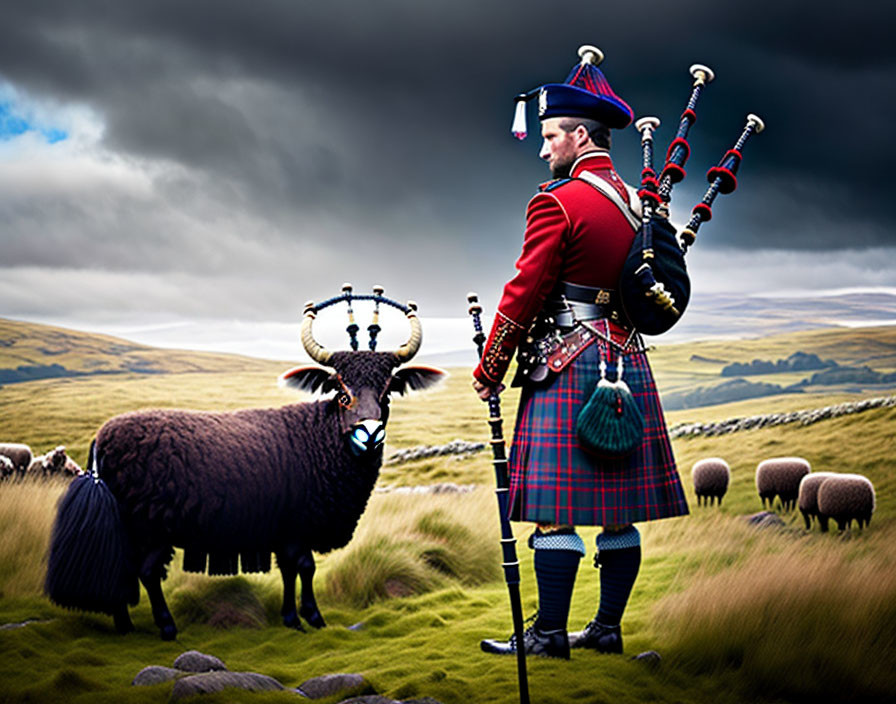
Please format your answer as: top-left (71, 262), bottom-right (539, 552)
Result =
top-left (337, 697), bottom-right (398, 704)
top-left (171, 671), bottom-right (285, 699)
top-left (132, 665), bottom-right (183, 686)
top-left (744, 511), bottom-right (786, 528)
top-left (173, 650), bottom-right (227, 672)
top-left (347, 621), bottom-right (366, 631)
top-left (631, 650), bottom-right (661, 668)
top-left (298, 673), bottom-right (368, 699)
top-left (402, 698), bottom-right (446, 704)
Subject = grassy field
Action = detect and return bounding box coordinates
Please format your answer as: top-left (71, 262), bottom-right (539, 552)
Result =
top-left (1, 319), bottom-right (895, 703)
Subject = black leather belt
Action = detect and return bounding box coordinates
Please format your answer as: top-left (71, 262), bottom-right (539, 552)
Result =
top-left (545, 281), bottom-right (622, 327)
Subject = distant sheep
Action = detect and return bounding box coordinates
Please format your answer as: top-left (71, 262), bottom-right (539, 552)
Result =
top-left (797, 472), bottom-right (839, 530)
top-left (756, 457), bottom-right (811, 511)
top-left (0, 443), bottom-right (33, 480)
top-left (27, 446), bottom-right (70, 478)
top-left (691, 458), bottom-right (731, 506)
top-left (63, 456), bottom-right (84, 476)
top-left (0, 455), bottom-right (13, 480)
top-left (817, 474), bottom-right (876, 532)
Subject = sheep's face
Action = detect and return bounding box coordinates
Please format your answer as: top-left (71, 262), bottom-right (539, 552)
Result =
top-left (280, 351), bottom-right (445, 459)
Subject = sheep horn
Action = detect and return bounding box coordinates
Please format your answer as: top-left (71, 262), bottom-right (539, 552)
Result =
top-left (394, 309), bottom-right (422, 362)
top-left (300, 304), bottom-right (332, 365)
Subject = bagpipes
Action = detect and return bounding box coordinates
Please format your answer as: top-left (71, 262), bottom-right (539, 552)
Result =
top-left (620, 65), bottom-right (765, 335)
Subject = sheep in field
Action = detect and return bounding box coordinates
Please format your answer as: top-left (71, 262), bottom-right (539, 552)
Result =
top-left (0, 442), bottom-right (33, 480)
top-left (27, 446), bottom-right (70, 478)
top-left (691, 458), bottom-right (730, 506)
top-left (0, 455), bottom-right (13, 480)
top-left (45, 305), bottom-right (445, 640)
top-left (755, 457), bottom-right (811, 511)
top-left (816, 474), bottom-right (876, 532)
top-left (797, 471), bottom-right (839, 530)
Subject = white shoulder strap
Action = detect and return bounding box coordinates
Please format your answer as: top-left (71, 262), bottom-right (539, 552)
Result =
top-left (576, 171), bottom-right (641, 231)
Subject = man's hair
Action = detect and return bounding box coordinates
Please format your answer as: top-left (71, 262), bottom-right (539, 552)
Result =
top-left (558, 117), bottom-right (611, 149)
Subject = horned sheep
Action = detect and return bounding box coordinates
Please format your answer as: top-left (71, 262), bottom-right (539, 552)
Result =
top-left (797, 472), bottom-right (839, 530)
top-left (45, 306), bottom-right (445, 640)
top-left (756, 457), bottom-right (810, 511)
top-left (816, 474), bottom-right (876, 532)
top-left (0, 442), bottom-right (33, 480)
top-left (691, 457), bottom-right (730, 506)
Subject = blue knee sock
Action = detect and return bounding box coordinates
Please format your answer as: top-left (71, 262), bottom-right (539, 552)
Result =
top-left (595, 526), bottom-right (641, 627)
top-left (531, 531), bottom-right (584, 632)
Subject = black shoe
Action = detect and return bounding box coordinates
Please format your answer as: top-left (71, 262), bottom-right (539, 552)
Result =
top-left (481, 623), bottom-right (570, 659)
top-left (569, 618), bottom-right (622, 653)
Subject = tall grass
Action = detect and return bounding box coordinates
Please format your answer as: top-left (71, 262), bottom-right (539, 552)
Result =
top-left (0, 478), bottom-right (67, 599)
top-left (323, 489), bottom-right (500, 607)
top-left (653, 523), bottom-right (896, 703)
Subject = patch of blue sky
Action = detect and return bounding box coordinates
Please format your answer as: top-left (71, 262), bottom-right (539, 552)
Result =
top-left (0, 100), bottom-right (68, 144)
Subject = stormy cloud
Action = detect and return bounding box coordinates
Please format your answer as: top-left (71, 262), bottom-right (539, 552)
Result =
top-left (1, 0), bottom-right (894, 338)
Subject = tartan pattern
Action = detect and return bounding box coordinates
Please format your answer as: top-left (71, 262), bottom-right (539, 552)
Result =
top-left (508, 332), bottom-right (688, 526)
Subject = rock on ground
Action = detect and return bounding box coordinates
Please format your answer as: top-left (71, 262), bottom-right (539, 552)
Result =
top-left (744, 511), bottom-right (787, 528)
top-left (131, 666), bottom-right (183, 686)
top-left (172, 650), bottom-right (227, 672)
top-left (170, 671), bottom-right (287, 699)
top-left (298, 673), bottom-right (369, 699)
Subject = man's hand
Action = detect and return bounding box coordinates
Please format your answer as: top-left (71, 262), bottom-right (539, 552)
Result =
top-left (472, 378), bottom-right (504, 401)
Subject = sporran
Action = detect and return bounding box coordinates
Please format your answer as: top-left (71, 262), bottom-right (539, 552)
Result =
top-left (576, 338), bottom-right (644, 458)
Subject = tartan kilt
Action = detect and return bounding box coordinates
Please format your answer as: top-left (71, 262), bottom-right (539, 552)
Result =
top-left (508, 328), bottom-right (688, 526)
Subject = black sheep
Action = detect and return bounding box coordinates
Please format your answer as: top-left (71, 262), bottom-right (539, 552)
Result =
top-left (45, 310), bottom-right (444, 639)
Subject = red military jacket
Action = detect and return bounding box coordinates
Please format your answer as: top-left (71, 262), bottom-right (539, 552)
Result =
top-left (474, 150), bottom-right (639, 386)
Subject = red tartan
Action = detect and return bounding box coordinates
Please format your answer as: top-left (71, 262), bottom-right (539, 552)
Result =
top-left (508, 330), bottom-right (689, 526)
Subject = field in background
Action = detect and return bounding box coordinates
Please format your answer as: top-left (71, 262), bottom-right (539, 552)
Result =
top-left (1, 319), bottom-right (895, 703)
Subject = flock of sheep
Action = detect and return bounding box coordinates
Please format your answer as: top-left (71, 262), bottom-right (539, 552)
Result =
top-left (0, 442), bottom-right (83, 480)
top-left (692, 456), bottom-right (876, 531)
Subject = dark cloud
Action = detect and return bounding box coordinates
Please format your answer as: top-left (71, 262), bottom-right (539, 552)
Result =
top-left (0, 0), bottom-right (894, 323)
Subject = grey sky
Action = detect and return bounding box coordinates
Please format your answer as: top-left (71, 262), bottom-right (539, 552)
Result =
top-left (1, 0), bottom-right (894, 349)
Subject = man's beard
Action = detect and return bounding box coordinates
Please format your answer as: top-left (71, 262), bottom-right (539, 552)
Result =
top-left (550, 156), bottom-right (574, 179)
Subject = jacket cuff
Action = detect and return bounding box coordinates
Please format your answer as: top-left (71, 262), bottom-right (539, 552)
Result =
top-left (473, 311), bottom-right (525, 386)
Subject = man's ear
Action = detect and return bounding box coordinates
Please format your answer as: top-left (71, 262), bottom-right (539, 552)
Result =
top-left (389, 366), bottom-right (448, 396)
top-left (574, 124), bottom-right (591, 148)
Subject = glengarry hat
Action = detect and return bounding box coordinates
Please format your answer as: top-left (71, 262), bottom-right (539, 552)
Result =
top-left (511, 45), bottom-right (634, 140)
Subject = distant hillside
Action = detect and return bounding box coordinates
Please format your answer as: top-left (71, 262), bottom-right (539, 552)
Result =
top-left (0, 318), bottom-right (284, 384)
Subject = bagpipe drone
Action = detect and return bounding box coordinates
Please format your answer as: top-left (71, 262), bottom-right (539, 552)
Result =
top-left (625, 64), bottom-right (765, 334)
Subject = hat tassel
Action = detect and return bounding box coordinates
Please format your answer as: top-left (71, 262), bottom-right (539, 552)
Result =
top-left (511, 97), bottom-right (528, 140)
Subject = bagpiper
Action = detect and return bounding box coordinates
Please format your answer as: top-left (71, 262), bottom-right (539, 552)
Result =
top-left (472, 45), bottom-right (689, 659)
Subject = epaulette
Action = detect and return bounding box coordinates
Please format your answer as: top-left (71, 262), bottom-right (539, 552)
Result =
top-left (538, 178), bottom-right (572, 193)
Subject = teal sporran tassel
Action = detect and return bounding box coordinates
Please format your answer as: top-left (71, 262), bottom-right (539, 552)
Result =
top-left (576, 352), bottom-right (644, 458)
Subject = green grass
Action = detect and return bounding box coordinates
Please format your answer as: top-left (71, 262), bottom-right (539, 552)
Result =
top-left (2, 320), bottom-right (896, 703)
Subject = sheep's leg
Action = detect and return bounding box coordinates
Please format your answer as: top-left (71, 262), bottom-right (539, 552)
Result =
top-left (113, 604), bottom-right (134, 634)
top-left (297, 551), bottom-right (326, 628)
top-left (275, 546), bottom-right (306, 632)
top-left (139, 547), bottom-right (177, 641)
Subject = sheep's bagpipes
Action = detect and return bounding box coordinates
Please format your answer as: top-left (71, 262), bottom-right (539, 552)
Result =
top-left (306, 282), bottom-right (419, 353)
top-left (467, 292), bottom-right (530, 704)
top-left (621, 63), bottom-right (765, 335)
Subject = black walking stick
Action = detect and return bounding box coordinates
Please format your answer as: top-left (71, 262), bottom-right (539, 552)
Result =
top-left (467, 292), bottom-right (530, 704)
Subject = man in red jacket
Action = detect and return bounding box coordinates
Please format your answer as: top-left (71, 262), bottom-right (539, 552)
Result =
top-left (474, 46), bottom-right (688, 659)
